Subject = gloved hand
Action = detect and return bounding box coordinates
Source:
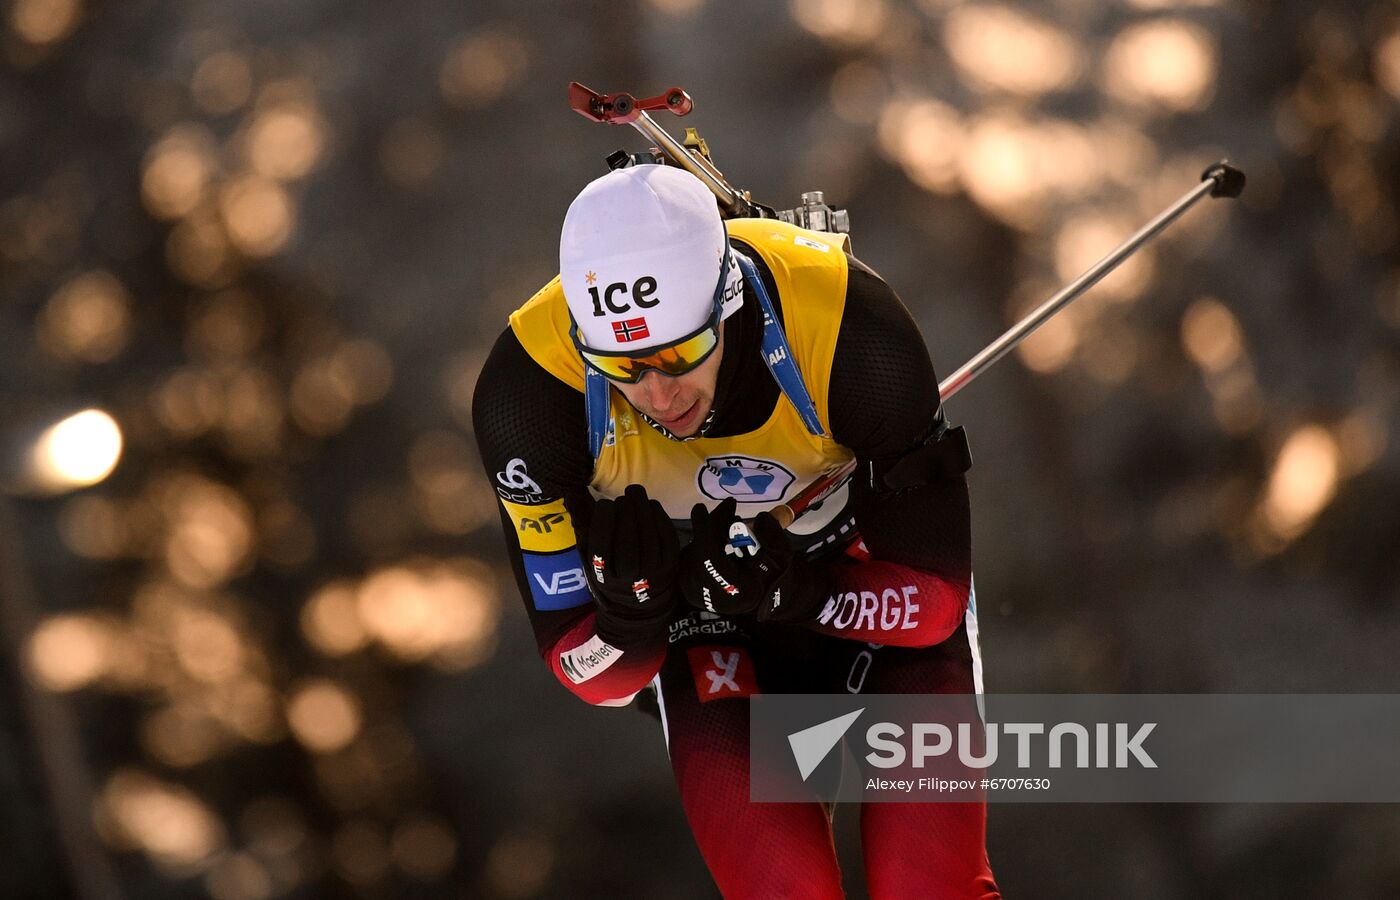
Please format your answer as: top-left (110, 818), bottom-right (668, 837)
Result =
top-left (679, 498), bottom-right (831, 622)
top-left (678, 498), bottom-right (773, 617)
top-left (746, 512), bottom-right (828, 624)
top-left (584, 484), bottom-right (681, 650)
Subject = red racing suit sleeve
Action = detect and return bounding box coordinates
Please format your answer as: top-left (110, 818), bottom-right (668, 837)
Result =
top-left (806, 557), bottom-right (969, 648)
top-left (544, 612), bottom-right (667, 706)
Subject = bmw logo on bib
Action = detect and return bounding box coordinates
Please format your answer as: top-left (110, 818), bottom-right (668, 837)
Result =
top-left (697, 455), bottom-right (796, 504)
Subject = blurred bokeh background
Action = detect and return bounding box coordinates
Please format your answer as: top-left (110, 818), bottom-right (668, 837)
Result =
top-left (1, 0), bottom-right (1398, 897)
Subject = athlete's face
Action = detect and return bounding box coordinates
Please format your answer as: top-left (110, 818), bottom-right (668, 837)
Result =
top-left (611, 324), bottom-right (725, 438)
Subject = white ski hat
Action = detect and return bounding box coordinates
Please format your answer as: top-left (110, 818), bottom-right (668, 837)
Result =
top-left (560, 165), bottom-right (744, 352)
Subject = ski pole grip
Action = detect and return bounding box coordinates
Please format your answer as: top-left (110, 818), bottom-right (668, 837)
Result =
top-left (1203, 161), bottom-right (1246, 199)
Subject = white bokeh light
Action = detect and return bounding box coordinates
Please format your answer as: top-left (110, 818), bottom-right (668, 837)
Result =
top-left (28, 409), bottom-right (124, 493)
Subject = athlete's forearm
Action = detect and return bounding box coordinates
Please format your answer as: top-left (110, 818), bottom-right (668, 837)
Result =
top-left (498, 515), bottom-right (668, 705)
top-left (545, 612), bottom-right (667, 705)
top-left (802, 558), bottom-right (968, 647)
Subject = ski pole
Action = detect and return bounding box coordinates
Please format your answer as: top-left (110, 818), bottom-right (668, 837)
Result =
top-left (771, 161), bottom-right (1247, 528)
top-left (939, 161), bottom-right (1245, 399)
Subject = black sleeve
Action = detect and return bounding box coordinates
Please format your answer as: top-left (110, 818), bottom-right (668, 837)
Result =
top-left (473, 327), bottom-right (593, 498)
top-left (471, 326), bottom-right (599, 653)
top-left (827, 257), bottom-right (972, 583)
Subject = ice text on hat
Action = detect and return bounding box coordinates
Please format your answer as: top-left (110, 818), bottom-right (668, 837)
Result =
top-left (587, 275), bottom-right (661, 317)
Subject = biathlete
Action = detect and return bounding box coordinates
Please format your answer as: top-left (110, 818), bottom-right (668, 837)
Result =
top-left (473, 163), bottom-right (999, 898)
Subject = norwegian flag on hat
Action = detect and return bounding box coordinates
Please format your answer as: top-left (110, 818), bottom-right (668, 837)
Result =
top-left (613, 317), bottom-right (650, 343)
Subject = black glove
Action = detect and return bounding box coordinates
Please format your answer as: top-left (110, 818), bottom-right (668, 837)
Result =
top-left (584, 484), bottom-right (681, 650)
top-left (746, 512), bottom-right (828, 624)
top-left (678, 498), bottom-right (780, 616)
